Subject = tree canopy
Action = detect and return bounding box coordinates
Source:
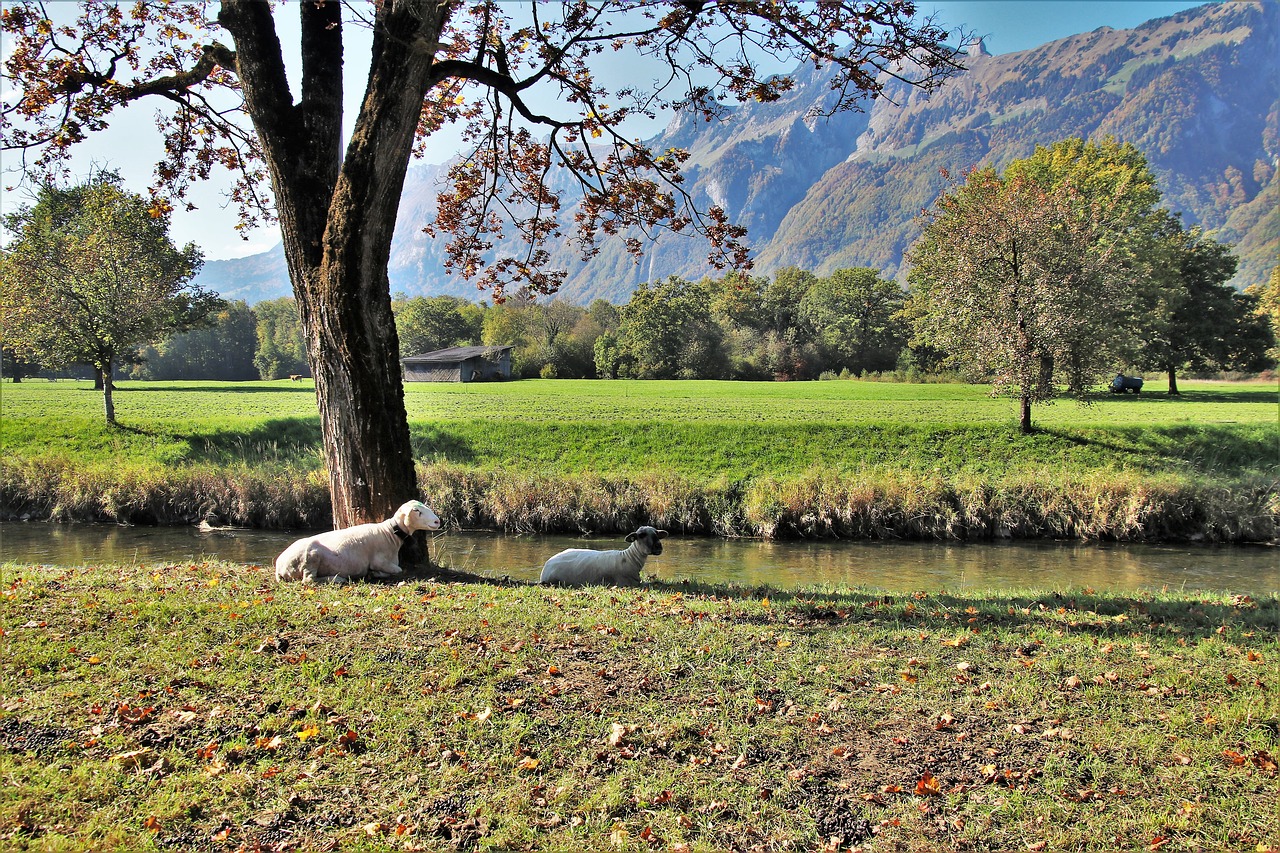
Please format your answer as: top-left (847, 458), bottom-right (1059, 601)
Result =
top-left (0, 174), bottom-right (213, 422)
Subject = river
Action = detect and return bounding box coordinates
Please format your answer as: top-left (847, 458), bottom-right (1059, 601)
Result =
top-left (1, 522), bottom-right (1275, 595)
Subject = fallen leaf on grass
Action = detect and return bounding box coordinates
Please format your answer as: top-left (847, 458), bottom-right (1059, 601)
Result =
top-left (608, 723), bottom-right (635, 747)
top-left (143, 815), bottom-right (161, 832)
top-left (297, 725), bottom-right (320, 741)
top-left (915, 772), bottom-right (941, 796)
top-left (112, 748), bottom-right (166, 773)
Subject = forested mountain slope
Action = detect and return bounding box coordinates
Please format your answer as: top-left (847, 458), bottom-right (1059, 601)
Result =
top-left (195, 1), bottom-right (1279, 305)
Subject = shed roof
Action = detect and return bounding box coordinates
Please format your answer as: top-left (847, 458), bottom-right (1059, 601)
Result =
top-left (401, 345), bottom-right (513, 365)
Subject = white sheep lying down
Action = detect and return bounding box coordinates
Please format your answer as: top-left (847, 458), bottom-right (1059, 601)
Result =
top-left (539, 526), bottom-right (668, 586)
top-left (275, 500), bottom-right (441, 584)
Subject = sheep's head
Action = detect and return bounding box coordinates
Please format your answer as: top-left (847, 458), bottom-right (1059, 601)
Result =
top-left (625, 526), bottom-right (668, 555)
top-left (395, 500), bottom-right (442, 533)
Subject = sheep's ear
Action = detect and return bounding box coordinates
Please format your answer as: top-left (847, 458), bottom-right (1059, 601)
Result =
top-left (656, 530), bottom-right (668, 539)
top-left (625, 532), bottom-right (638, 542)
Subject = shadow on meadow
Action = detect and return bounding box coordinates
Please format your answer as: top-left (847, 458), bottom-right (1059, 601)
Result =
top-left (1139, 388), bottom-right (1278, 405)
top-left (411, 425), bottom-right (477, 463)
top-left (182, 418), bottom-right (323, 465)
top-left (645, 578), bottom-right (1280, 637)
top-left (1044, 424), bottom-right (1278, 475)
top-left (390, 564), bottom-right (1280, 640)
top-left (121, 383), bottom-right (316, 394)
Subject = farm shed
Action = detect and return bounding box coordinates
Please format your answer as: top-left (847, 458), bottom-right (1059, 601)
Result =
top-left (401, 345), bottom-right (515, 382)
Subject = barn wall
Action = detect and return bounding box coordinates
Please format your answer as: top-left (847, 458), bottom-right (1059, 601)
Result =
top-left (404, 364), bottom-right (463, 382)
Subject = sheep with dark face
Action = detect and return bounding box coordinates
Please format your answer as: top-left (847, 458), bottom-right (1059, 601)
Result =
top-left (538, 526), bottom-right (668, 586)
top-left (275, 500), bottom-right (441, 584)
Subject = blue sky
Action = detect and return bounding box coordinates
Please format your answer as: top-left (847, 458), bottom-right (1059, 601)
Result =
top-left (921, 1), bottom-right (1209, 55)
top-left (1, 1), bottom-right (1211, 260)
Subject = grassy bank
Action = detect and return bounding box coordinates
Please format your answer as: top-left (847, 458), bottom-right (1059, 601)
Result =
top-left (1, 562), bottom-right (1276, 851)
top-left (1, 379), bottom-right (1276, 541)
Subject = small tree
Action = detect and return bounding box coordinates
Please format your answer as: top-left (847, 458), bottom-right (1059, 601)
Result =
top-left (1138, 219), bottom-right (1240, 394)
top-left (0, 176), bottom-right (213, 422)
top-left (905, 141), bottom-right (1160, 432)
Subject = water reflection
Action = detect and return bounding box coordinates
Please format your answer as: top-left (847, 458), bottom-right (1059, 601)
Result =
top-left (3, 522), bottom-right (1275, 595)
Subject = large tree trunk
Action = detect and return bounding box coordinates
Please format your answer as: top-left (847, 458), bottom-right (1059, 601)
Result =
top-left (1166, 365), bottom-right (1180, 396)
top-left (221, 0), bottom-right (448, 533)
top-left (1019, 395), bottom-right (1032, 434)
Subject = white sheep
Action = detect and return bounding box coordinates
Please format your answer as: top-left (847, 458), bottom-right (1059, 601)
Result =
top-left (274, 500), bottom-right (441, 584)
top-left (538, 526), bottom-right (668, 587)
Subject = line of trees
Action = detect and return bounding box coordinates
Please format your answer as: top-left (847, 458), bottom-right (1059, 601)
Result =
top-left (8, 252), bottom-right (1272, 392)
top-left (7, 252), bottom-right (1275, 397)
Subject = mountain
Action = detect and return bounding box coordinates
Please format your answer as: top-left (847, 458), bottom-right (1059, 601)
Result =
top-left (196, 1), bottom-right (1279, 305)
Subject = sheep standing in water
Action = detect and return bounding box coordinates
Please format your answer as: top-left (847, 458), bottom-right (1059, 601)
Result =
top-left (275, 500), bottom-right (441, 583)
top-left (539, 526), bottom-right (668, 586)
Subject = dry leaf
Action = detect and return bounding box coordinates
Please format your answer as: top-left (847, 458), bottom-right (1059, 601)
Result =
top-left (608, 722), bottom-right (634, 747)
top-left (915, 771), bottom-right (942, 796)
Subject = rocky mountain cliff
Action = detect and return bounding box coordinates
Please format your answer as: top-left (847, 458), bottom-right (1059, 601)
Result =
top-left (196, 0), bottom-right (1279, 305)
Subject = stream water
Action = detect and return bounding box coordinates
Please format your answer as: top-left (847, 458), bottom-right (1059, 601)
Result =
top-left (1, 522), bottom-right (1276, 595)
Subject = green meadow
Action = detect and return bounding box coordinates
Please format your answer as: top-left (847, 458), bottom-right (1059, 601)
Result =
top-left (1, 378), bottom-right (1276, 540)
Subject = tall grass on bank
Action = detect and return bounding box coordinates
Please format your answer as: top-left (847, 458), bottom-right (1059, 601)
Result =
top-left (11, 457), bottom-right (1269, 544)
top-left (1, 562), bottom-right (1276, 852)
top-left (0, 456), bottom-right (331, 530)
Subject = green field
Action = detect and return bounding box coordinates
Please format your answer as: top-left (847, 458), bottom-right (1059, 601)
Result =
top-left (1, 378), bottom-right (1276, 540)
top-left (1, 562), bottom-right (1277, 852)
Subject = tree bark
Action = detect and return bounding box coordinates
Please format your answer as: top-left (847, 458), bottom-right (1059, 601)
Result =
top-left (1038, 353), bottom-right (1054, 394)
top-left (1019, 395), bottom-right (1032, 434)
top-left (220, 0), bottom-right (449, 532)
top-left (100, 362), bottom-right (116, 424)
top-left (1166, 365), bottom-right (1180, 395)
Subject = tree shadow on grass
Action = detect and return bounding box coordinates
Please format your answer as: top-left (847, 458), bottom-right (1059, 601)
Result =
top-left (120, 383), bottom-right (317, 393)
top-left (1041, 424), bottom-right (1279, 476)
top-left (644, 578), bottom-right (1280, 639)
top-left (182, 417), bottom-right (324, 465)
top-left (1126, 388), bottom-right (1279, 405)
top-left (388, 568), bottom-right (1279, 639)
top-left (410, 425), bottom-right (477, 464)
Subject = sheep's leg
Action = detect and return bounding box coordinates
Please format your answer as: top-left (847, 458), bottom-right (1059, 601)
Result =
top-left (368, 558), bottom-right (403, 579)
